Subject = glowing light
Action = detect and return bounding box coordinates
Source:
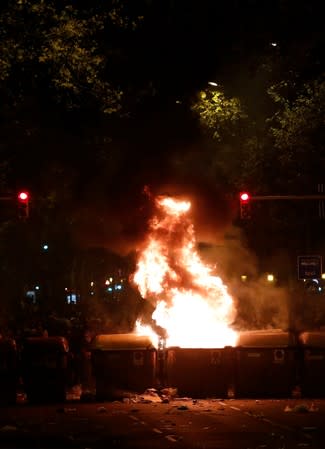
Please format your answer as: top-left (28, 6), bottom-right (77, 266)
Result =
top-left (18, 191), bottom-right (29, 201)
top-left (240, 192), bottom-right (250, 202)
top-left (322, 273), bottom-right (325, 280)
top-left (208, 81), bottom-right (218, 87)
top-left (241, 275), bottom-right (247, 282)
top-left (267, 274), bottom-right (274, 282)
top-left (132, 195), bottom-right (238, 348)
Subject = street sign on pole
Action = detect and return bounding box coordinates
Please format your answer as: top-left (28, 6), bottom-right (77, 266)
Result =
top-left (297, 255), bottom-right (322, 280)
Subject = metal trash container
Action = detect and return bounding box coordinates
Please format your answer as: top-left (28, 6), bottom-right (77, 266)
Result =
top-left (21, 336), bottom-right (69, 403)
top-left (91, 334), bottom-right (157, 400)
top-left (0, 338), bottom-right (17, 405)
top-left (166, 346), bottom-right (235, 399)
top-left (234, 329), bottom-right (297, 398)
top-left (299, 331), bottom-right (325, 397)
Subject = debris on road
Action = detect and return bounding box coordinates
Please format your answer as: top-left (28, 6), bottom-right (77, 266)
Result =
top-left (97, 406), bottom-right (108, 413)
top-left (177, 405), bottom-right (189, 410)
top-left (138, 388), bottom-right (162, 403)
top-left (0, 425), bottom-right (18, 433)
top-left (284, 403), bottom-right (319, 413)
top-left (56, 407), bottom-right (77, 413)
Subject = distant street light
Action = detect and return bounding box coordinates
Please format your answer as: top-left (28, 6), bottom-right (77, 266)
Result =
top-left (267, 274), bottom-right (274, 282)
top-left (42, 244), bottom-right (49, 251)
top-left (208, 81), bottom-right (218, 87)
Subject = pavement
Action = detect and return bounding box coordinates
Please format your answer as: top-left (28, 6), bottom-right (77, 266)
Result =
top-left (1, 395), bottom-right (325, 449)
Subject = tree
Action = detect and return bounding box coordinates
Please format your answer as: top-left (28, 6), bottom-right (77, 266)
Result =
top-left (191, 87), bottom-right (248, 141)
top-left (0, 0), bottom-right (143, 114)
top-left (189, 86), bottom-right (255, 190)
top-left (267, 76), bottom-right (325, 190)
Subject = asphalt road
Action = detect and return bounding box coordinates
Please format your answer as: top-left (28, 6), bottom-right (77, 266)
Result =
top-left (1, 398), bottom-right (324, 449)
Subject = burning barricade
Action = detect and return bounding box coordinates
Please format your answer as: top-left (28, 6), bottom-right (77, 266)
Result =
top-left (90, 194), bottom-right (302, 400)
top-left (90, 194), bottom-right (239, 400)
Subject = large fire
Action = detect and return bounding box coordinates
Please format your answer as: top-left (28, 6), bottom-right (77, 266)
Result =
top-left (133, 195), bottom-right (238, 348)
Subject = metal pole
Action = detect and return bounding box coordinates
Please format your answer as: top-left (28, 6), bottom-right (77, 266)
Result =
top-left (251, 195), bottom-right (325, 201)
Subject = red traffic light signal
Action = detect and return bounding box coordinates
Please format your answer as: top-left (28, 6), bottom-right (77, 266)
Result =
top-left (18, 191), bottom-right (29, 202)
top-left (240, 192), bottom-right (250, 202)
top-left (239, 192), bottom-right (251, 219)
top-left (17, 191), bottom-right (30, 219)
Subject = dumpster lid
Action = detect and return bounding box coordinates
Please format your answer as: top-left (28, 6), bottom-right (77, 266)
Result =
top-left (24, 336), bottom-right (69, 352)
top-left (299, 331), bottom-right (325, 347)
top-left (237, 329), bottom-right (295, 347)
top-left (91, 333), bottom-right (156, 351)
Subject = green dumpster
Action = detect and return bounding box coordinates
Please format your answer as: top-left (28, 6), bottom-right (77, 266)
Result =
top-left (166, 346), bottom-right (235, 398)
top-left (91, 333), bottom-right (157, 400)
top-left (299, 331), bottom-right (325, 397)
top-left (235, 329), bottom-right (298, 398)
top-left (21, 336), bottom-right (69, 403)
top-left (0, 338), bottom-right (17, 405)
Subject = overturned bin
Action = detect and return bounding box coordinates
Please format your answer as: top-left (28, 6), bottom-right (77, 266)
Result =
top-left (21, 336), bottom-right (69, 403)
top-left (165, 346), bottom-right (235, 399)
top-left (234, 329), bottom-right (297, 398)
top-left (91, 334), bottom-right (157, 400)
top-left (0, 338), bottom-right (18, 405)
top-left (299, 331), bottom-right (325, 397)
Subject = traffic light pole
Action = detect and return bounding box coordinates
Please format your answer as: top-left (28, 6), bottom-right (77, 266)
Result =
top-left (0, 196), bottom-right (14, 201)
top-left (1, 192), bottom-right (30, 219)
top-left (250, 195), bottom-right (325, 201)
top-left (239, 193), bottom-right (325, 219)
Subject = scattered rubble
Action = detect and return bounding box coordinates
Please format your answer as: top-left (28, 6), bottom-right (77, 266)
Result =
top-left (284, 403), bottom-right (319, 413)
top-left (56, 407), bottom-right (77, 413)
top-left (0, 425), bottom-right (18, 433)
top-left (177, 405), bottom-right (189, 410)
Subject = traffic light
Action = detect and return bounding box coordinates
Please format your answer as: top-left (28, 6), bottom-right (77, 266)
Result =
top-left (239, 192), bottom-right (251, 219)
top-left (17, 191), bottom-right (30, 219)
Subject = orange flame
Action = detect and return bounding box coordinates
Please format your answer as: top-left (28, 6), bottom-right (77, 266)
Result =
top-left (134, 319), bottom-right (160, 349)
top-left (133, 195), bottom-right (238, 348)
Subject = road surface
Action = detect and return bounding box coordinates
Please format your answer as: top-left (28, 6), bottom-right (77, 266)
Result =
top-left (0, 398), bottom-right (324, 448)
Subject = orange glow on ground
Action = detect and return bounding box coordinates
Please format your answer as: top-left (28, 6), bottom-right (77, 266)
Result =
top-left (133, 195), bottom-right (238, 348)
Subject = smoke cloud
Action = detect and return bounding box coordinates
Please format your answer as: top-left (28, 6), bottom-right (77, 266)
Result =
top-left (199, 225), bottom-right (290, 331)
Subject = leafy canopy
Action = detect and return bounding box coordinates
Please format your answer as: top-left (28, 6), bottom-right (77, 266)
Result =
top-left (0, 0), bottom-right (141, 113)
top-left (191, 87), bottom-right (247, 141)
